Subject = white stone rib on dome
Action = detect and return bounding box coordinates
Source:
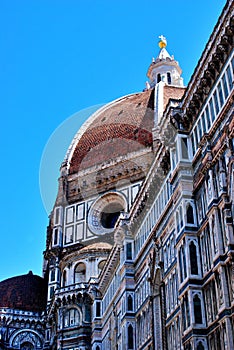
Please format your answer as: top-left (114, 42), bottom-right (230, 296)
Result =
top-left (64, 92), bottom-right (140, 172)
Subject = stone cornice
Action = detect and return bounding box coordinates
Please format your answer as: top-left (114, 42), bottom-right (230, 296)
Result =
top-left (182, 2), bottom-right (234, 127)
top-left (98, 244), bottom-right (121, 294)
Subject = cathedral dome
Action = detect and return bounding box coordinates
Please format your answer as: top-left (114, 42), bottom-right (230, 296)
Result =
top-left (65, 89), bottom-right (155, 175)
top-left (0, 271), bottom-right (47, 313)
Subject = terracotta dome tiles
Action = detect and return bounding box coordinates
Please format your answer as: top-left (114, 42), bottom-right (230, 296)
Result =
top-left (69, 89), bottom-right (154, 174)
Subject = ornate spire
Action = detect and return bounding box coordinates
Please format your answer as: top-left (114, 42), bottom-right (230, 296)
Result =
top-left (146, 35), bottom-right (184, 88)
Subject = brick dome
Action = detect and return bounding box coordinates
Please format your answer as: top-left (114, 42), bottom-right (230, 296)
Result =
top-left (66, 89), bottom-right (155, 174)
top-left (0, 271), bottom-right (47, 313)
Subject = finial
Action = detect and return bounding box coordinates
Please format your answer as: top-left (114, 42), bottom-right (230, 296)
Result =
top-left (158, 35), bottom-right (167, 49)
top-left (145, 81), bottom-right (150, 90)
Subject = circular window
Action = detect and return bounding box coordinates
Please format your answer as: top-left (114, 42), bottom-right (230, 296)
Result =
top-left (88, 192), bottom-right (126, 235)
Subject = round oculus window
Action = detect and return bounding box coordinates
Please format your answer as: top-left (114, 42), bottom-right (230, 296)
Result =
top-left (88, 192), bottom-right (126, 235)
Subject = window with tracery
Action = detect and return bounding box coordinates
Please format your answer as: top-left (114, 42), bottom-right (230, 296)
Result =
top-left (63, 308), bottom-right (80, 328)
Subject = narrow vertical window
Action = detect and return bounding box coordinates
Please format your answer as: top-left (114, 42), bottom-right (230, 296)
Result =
top-left (191, 134), bottom-right (195, 155)
top-left (193, 295), bottom-right (202, 324)
top-left (189, 241), bottom-right (198, 275)
top-left (128, 324), bottom-right (134, 349)
top-left (167, 72), bottom-right (171, 84)
top-left (176, 212), bottom-right (180, 232)
top-left (126, 242), bottom-right (132, 260)
top-left (197, 119), bottom-right (203, 141)
top-left (181, 138), bottom-right (189, 159)
top-left (186, 204), bottom-right (194, 224)
top-left (85, 304), bottom-right (91, 322)
top-left (209, 98), bottom-right (215, 122)
top-left (96, 301), bottom-right (101, 317)
top-left (157, 74), bottom-right (161, 83)
top-left (55, 207), bottom-right (60, 225)
top-left (217, 81), bottom-right (224, 107)
top-left (194, 127), bottom-right (199, 147)
top-left (53, 228), bottom-right (58, 245)
top-left (127, 295), bottom-right (133, 311)
top-left (222, 73), bottom-right (229, 99)
top-left (62, 270), bottom-right (67, 287)
top-left (179, 206), bottom-right (183, 229)
top-left (179, 248), bottom-right (183, 282)
top-left (49, 286), bottom-right (55, 299)
top-left (226, 65), bottom-right (233, 91)
top-left (201, 112), bottom-right (206, 133)
top-left (181, 299), bottom-right (186, 330)
top-left (182, 245), bottom-right (187, 279)
top-left (213, 89), bottom-right (220, 115)
top-left (50, 269), bottom-right (56, 282)
top-left (205, 105), bottom-right (211, 129)
top-left (185, 293), bottom-right (190, 326)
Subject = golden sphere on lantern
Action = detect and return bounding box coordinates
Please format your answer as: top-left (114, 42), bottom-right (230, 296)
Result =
top-left (158, 35), bottom-right (167, 49)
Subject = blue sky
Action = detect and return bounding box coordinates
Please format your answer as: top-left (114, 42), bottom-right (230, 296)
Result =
top-left (0, 0), bottom-right (226, 281)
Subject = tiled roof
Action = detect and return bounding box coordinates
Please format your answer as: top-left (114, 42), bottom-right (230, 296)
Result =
top-left (163, 85), bottom-right (185, 109)
top-left (0, 271), bottom-right (47, 312)
top-left (69, 89), bottom-right (155, 174)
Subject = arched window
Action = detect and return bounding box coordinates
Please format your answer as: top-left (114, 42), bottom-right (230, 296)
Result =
top-left (21, 343), bottom-right (34, 350)
top-left (128, 324), bottom-right (134, 349)
top-left (74, 262), bottom-right (86, 283)
top-left (127, 295), bottom-right (133, 311)
top-left (62, 270), bottom-right (67, 287)
top-left (98, 260), bottom-right (106, 273)
top-left (189, 241), bottom-right (198, 275)
top-left (197, 341), bottom-right (205, 350)
top-left (63, 308), bottom-right (80, 328)
top-left (167, 72), bottom-right (171, 84)
top-left (187, 204), bottom-right (194, 224)
top-left (96, 346), bottom-right (100, 350)
top-left (157, 73), bottom-right (161, 83)
top-left (193, 295), bottom-right (202, 324)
